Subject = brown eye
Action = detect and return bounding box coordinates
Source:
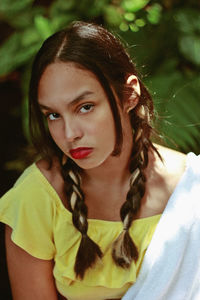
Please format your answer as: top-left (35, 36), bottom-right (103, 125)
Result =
top-left (48, 113), bottom-right (60, 120)
top-left (79, 104), bottom-right (94, 113)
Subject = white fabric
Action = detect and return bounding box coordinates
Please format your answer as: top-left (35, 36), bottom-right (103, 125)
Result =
top-left (123, 152), bottom-right (200, 300)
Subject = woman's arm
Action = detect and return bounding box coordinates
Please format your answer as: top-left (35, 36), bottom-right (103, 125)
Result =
top-left (5, 225), bottom-right (59, 300)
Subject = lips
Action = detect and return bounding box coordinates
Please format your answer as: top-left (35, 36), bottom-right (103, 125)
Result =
top-left (70, 147), bottom-right (93, 159)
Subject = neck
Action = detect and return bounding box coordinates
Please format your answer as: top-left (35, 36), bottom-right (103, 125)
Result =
top-left (81, 129), bottom-right (133, 187)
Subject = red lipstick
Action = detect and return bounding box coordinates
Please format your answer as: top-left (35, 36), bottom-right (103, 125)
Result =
top-left (70, 147), bottom-right (93, 159)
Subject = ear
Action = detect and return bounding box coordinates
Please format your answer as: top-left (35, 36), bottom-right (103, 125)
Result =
top-left (125, 75), bottom-right (141, 113)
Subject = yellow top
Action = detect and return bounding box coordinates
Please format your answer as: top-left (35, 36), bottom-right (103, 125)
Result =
top-left (0, 163), bottom-right (161, 300)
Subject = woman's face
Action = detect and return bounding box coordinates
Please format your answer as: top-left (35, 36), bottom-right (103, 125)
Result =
top-left (38, 62), bottom-right (119, 169)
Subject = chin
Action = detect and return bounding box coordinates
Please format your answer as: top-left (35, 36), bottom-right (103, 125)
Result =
top-left (69, 155), bottom-right (104, 169)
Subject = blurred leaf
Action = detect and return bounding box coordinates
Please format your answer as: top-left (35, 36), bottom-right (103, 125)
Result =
top-left (0, 33), bottom-right (20, 76)
top-left (82, 0), bottom-right (109, 18)
top-left (147, 3), bottom-right (162, 24)
top-left (49, 0), bottom-right (76, 17)
top-left (179, 35), bottom-right (200, 66)
top-left (4, 159), bottom-right (28, 172)
top-left (0, 32), bottom-right (40, 76)
top-left (129, 23), bottom-right (139, 32)
top-left (34, 15), bottom-right (53, 40)
top-left (21, 27), bottom-right (41, 47)
top-left (104, 5), bottom-right (123, 27)
top-left (5, 7), bottom-right (45, 29)
top-left (124, 12), bottom-right (136, 22)
top-left (50, 14), bottom-right (78, 32)
top-left (122, 0), bottom-right (150, 12)
top-left (120, 22), bottom-right (129, 31)
top-left (175, 9), bottom-right (200, 34)
top-left (0, 0), bottom-right (34, 16)
top-left (135, 18), bottom-right (145, 27)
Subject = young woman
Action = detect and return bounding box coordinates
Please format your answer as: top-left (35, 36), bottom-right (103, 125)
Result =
top-left (1, 21), bottom-right (200, 300)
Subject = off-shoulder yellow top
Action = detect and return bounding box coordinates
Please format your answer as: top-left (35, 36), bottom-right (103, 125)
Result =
top-left (0, 164), bottom-right (161, 300)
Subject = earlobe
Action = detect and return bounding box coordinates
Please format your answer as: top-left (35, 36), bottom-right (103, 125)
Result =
top-left (126, 75), bottom-right (141, 113)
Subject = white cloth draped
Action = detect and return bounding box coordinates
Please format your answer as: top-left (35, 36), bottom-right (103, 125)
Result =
top-left (122, 152), bottom-right (200, 300)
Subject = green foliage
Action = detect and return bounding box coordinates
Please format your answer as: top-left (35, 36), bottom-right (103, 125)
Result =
top-left (120, 6), bottom-right (200, 154)
top-left (148, 71), bottom-right (200, 153)
top-left (0, 32), bottom-right (39, 75)
top-left (175, 9), bottom-right (200, 66)
top-left (0, 0), bottom-right (34, 15)
top-left (146, 3), bottom-right (162, 24)
top-left (122, 0), bottom-right (150, 12)
top-left (104, 5), bottom-right (123, 26)
top-left (179, 35), bottom-right (200, 66)
top-left (0, 0), bottom-right (165, 77)
top-left (34, 15), bottom-right (54, 39)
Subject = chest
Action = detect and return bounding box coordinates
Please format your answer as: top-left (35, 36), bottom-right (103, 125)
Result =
top-left (48, 165), bottom-right (178, 222)
top-left (84, 186), bottom-right (128, 221)
top-left (82, 178), bottom-right (172, 221)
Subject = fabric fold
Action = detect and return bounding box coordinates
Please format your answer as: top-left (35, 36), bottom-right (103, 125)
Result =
top-left (123, 152), bottom-right (200, 300)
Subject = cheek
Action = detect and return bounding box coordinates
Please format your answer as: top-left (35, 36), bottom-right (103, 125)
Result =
top-left (48, 122), bottom-right (63, 143)
top-left (92, 111), bottom-right (115, 142)
top-left (86, 111), bottom-right (115, 137)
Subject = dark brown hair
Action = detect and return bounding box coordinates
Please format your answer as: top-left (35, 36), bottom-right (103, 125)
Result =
top-left (29, 21), bottom-right (159, 279)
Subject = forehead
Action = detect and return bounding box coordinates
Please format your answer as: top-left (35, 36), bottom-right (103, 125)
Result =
top-left (38, 62), bottom-right (103, 102)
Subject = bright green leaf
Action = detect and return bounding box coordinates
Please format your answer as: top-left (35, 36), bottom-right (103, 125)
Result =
top-left (147, 4), bottom-right (162, 25)
top-left (122, 0), bottom-right (150, 13)
top-left (135, 18), bottom-right (146, 27)
top-left (120, 22), bottom-right (129, 32)
top-left (124, 12), bottom-right (135, 22)
top-left (129, 23), bottom-right (139, 32)
top-left (34, 15), bottom-right (53, 40)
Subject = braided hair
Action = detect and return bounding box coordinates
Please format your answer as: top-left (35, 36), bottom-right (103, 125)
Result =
top-left (29, 21), bottom-right (160, 279)
top-left (61, 158), bottom-right (102, 279)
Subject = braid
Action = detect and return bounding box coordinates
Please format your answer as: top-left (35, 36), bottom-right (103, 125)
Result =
top-left (112, 103), bottom-right (157, 268)
top-left (61, 158), bottom-right (102, 279)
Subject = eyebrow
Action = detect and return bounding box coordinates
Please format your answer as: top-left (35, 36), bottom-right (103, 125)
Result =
top-left (38, 90), bottom-right (94, 111)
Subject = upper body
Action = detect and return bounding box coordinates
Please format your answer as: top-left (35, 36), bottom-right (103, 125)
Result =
top-left (0, 21), bottom-right (190, 300)
top-left (3, 145), bottom-right (186, 300)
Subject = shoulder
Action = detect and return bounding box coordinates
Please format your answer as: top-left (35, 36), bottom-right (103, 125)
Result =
top-left (155, 144), bottom-right (187, 192)
top-left (36, 156), bottom-right (62, 186)
top-left (0, 161), bottom-right (58, 213)
top-left (155, 144), bottom-right (187, 177)
top-left (141, 144), bottom-right (187, 217)
top-left (1, 164), bottom-right (40, 201)
top-left (36, 157), bottom-right (67, 207)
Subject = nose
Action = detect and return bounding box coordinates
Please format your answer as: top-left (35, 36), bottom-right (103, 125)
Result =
top-left (64, 117), bottom-right (83, 143)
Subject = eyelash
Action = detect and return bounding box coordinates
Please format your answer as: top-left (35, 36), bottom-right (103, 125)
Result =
top-left (79, 103), bottom-right (94, 113)
top-left (45, 103), bottom-right (94, 121)
top-left (46, 112), bottom-right (59, 121)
